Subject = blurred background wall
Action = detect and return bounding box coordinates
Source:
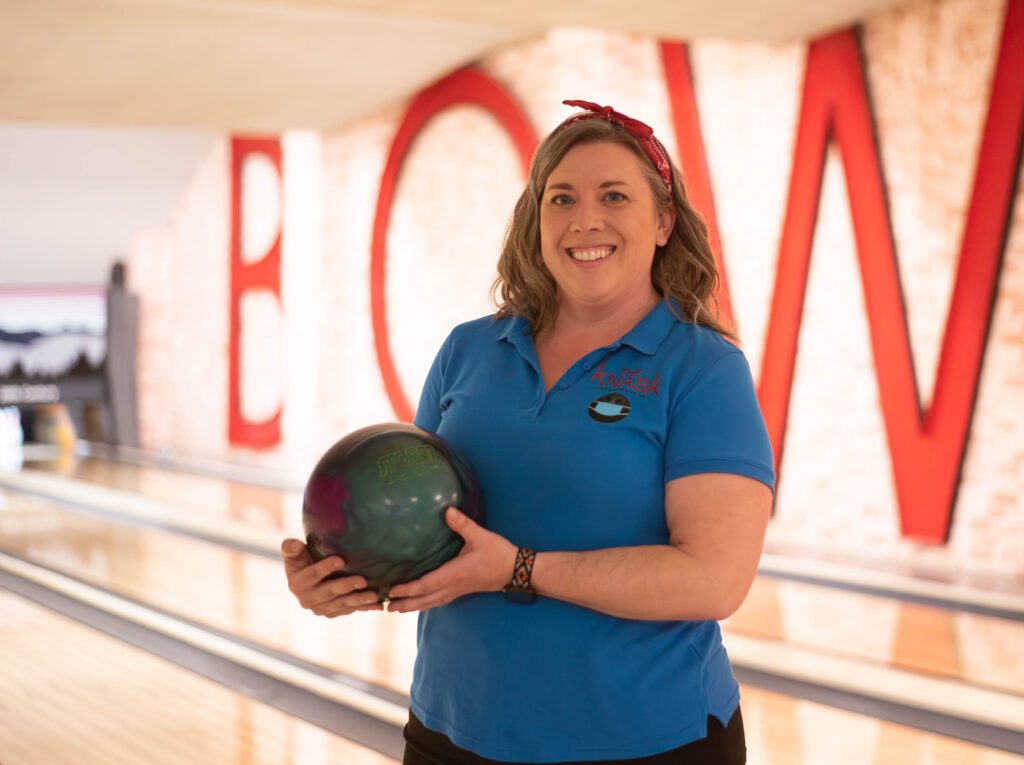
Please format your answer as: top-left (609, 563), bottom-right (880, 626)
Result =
top-left (2, 0), bottom-right (1021, 580)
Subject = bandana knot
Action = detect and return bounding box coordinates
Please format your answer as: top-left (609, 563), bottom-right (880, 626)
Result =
top-left (560, 99), bottom-right (669, 189)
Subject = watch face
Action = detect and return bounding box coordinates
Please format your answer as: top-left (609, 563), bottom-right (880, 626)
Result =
top-left (502, 586), bottom-right (536, 604)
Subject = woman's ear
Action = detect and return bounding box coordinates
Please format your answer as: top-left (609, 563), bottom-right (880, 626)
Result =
top-left (655, 206), bottom-right (676, 247)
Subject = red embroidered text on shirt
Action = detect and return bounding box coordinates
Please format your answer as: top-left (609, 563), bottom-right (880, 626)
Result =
top-left (590, 361), bottom-right (661, 396)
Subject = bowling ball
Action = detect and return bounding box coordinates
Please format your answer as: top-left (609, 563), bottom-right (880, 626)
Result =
top-left (302, 422), bottom-right (485, 600)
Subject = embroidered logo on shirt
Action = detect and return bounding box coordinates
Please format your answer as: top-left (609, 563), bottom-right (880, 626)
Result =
top-left (590, 361), bottom-right (661, 396)
top-left (588, 393), bottom-right (631, 423)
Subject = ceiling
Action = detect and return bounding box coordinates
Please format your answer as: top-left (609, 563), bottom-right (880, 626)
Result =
top-left (0, 122), bottom-right (218, 284)
top-left (0, 0), bottom-right (906, 133)
top-left (0, 0), bottom-right (907, 285)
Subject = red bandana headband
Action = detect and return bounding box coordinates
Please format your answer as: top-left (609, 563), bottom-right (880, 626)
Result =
top-left (560, 99), bottom-right (672, 191)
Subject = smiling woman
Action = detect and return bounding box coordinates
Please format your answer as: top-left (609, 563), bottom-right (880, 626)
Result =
top-left (493, 104), bottom-right (739, 346)
top-left (281, 100), bottom-right (776, 765)
top-left (538, 142), bottom-right (672, 317)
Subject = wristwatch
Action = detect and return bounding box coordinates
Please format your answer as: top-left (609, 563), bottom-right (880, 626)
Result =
top-left (501, 547), bottom-right (537, 603)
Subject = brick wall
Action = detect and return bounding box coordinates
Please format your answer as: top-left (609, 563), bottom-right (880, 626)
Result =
top-left (129, 0), bottom-right (1023, 579)
top-left (130, 138), bottom-right (230, 455)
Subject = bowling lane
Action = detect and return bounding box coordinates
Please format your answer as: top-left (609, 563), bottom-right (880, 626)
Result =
top-left (3, 567), bottom-right (1022, 765)
top-left (7, 456), bottom-right (1024, 699)
top-left (726, 576), bottom-right (1024, 697)
top-left (737, 685), bottom-right (1023, 765)
top-left (24, 453), bottom-right (300, 532)
top-left (3, 485), bottom-right (1023, 762)
top-left (0, 489), bottom-right (419, 696)
top-left (0, 590), bottom-right (398, 765)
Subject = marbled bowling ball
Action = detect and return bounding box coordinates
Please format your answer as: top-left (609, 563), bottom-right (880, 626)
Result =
top-left (302, 423), bottom-right (485, 599)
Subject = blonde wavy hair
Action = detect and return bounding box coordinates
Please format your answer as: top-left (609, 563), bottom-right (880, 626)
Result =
top-left (491, 116), bottom-right (737, 343)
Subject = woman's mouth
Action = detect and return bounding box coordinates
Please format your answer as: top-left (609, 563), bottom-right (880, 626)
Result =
top-left (566, 246), bottom-right (616, 262)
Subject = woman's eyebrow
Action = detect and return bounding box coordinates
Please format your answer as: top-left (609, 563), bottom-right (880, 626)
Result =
top-left (546, 180), bottom-right (631, 190)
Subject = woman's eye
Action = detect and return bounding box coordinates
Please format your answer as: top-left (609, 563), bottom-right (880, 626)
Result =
top-left (604, 191), bottom-right (626, 202)
top-left (551, 194), bottom-right (573, 205)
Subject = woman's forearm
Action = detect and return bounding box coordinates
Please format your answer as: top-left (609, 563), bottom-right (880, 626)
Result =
top-left (529, 545), bottom-right (744, 622)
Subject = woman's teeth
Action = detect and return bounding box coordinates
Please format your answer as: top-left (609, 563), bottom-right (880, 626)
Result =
top-left (569, 247), bottom-right (615, 261)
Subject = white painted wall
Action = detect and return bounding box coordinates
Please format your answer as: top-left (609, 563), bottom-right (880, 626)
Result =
top-left (0, 123), bottom-right (217, 285)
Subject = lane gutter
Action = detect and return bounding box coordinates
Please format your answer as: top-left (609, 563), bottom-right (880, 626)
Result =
top-left (0, 549), bottom-right (408, 760)
top-left (9, 462), bottom-right (1024, 622)
top-left (2, 473), bottom-right (1023, 755)
top-left (1, 548), bottom-right (1022, 755)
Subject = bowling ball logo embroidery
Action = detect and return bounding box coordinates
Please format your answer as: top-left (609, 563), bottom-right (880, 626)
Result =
top-left (588, 393), bottom-right (631, 423)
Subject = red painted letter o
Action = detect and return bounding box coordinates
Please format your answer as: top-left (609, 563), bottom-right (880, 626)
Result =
top-left (370, 68), bottom-right (537, 421)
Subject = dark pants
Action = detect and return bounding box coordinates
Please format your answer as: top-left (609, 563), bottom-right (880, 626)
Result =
top-left (403, 708), bottom-right (746, 765)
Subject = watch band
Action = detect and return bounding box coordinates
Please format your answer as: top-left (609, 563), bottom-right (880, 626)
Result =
top-left (510, 547), bottom-right (536, 588)
top-left (502, 547), bottom-right (537, 603)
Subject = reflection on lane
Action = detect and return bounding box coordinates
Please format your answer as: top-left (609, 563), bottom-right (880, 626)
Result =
top-left (26, 455), bottom-right (301, 530)
top-left (726, 577), bottom-right (1024, 695)
top-left (3, 484), bottom-right (1023, 765)
top-left (738, 684), bottom-right (1024, 765)
top-left (0, 591), bottom-right (399, 765)
top-left (9, 457), bottom-right (1024, 698)
top-left (0, 491), bottom-right (417, 696)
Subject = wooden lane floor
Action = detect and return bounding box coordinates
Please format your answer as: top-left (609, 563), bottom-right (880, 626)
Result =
top-left (4, 576), bottom-right (1019, 765)
top-left (0, 490), bottom-right (419, 696)
top-left (21, 453), bottom-right (300, 533)
top-left (2, 498), bottom-right (1022, 765)
top-left (6, 461), bottom-right (1024, 700)
top-left (2, 460), bottom-right (1024, 753)
top-left (737, 685), bottom-right (1022, 765)
top-left (0, 590), bottom-right (398, 765)
top-left (40, 452), bottom-right (1024, 613)
top-left (727, 576), bottom-right (1024, 696)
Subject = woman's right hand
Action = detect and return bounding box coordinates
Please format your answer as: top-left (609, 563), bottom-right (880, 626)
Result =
top-left (281, 538), bottom-right (384, 616)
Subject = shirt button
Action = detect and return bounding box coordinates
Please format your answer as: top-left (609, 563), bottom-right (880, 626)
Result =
top-left (559, 382), bottom-right (568, 390)
top-left (583, 362), bottom-right (592, 371)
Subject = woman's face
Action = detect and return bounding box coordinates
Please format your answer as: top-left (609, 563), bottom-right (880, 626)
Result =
top-left (539, 141), bottom-right (674, 314)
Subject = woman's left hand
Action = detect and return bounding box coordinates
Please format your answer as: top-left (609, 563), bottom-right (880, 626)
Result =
top-left (386, 507), bottom-right (517, 613)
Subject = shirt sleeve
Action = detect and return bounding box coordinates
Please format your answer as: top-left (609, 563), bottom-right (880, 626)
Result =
top-left (413, 332), bottom-right (454, 434)
top-left (664, 350), bottom-right (776, 493)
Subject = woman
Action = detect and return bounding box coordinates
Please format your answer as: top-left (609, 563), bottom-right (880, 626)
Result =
top-left (282, 100), bottom-right (775, 764)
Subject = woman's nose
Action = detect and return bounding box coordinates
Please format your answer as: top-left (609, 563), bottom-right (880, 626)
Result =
top-left (569, 199), bottom-right (604, 233)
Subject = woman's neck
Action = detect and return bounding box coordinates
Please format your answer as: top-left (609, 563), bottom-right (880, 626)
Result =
top-left (548, 289), bottom-right (661, 346)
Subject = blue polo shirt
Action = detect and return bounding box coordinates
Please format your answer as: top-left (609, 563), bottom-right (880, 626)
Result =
top-left (411, 299), bottom-right (775, 763)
